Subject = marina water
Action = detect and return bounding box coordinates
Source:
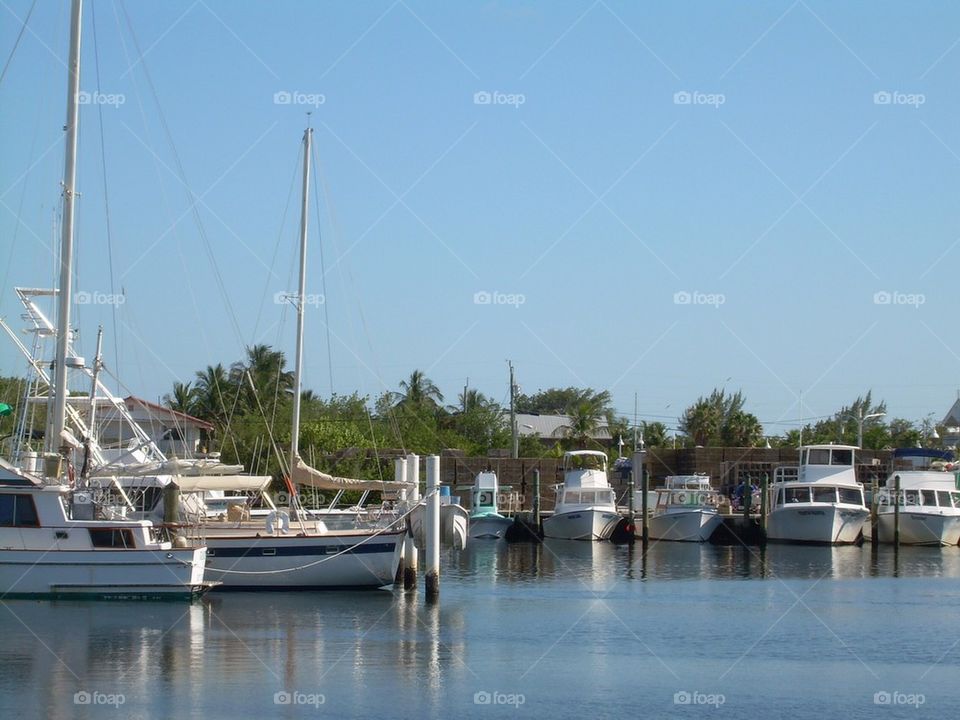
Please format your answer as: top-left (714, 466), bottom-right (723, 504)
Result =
top-left (2, 542), bottom-right (958, 719)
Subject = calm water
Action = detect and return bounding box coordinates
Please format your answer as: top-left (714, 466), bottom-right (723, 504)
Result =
top-left (2, 542), bottom-right (959, 719)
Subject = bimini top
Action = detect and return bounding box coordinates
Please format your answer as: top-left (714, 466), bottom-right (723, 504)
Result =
top-left (893, 448), bottom-right (954, 461)
top-left (563, 450), bottom-right (609, 459)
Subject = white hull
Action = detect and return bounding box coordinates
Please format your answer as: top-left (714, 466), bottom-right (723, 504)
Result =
top-left (877, 512), bottom-right (960, 546)
top-left (767, 505), bottom-right (868, 545)
top-left (202, 530), bottom-right (405, 589)
top-left (411, 504), bottom-right (470, 549)
top-left (648, 510), bottom-right (723, 542)
top-left (469, 515), bottom-right (513, 539)
top-left (0, 547), bottom-right (208, 599)
top-left (542, 508), bottom-right (620, 541)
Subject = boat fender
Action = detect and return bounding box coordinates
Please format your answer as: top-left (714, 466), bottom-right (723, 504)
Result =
top-left (266, 511), bottom-right (291, 535)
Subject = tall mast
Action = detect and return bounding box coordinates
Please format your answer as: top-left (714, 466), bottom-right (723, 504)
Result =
top-left (289, 126), bottom-right (312, 472)
top-left (49, 0), bottom-right (83, 472)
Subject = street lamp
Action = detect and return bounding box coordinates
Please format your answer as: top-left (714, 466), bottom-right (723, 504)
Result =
top-left (842, 410), bottom-right (885, 449)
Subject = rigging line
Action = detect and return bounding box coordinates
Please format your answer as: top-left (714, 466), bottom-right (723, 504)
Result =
top-left (90, 0), bottom-right (120, 374)
top-left (117, 0), bottom-right (246, 352)
top-left (0, 0), bottom-right (37, 86)
top-left (309, 141), bottom-right (334, 397)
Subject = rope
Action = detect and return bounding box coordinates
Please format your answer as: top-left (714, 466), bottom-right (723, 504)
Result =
top-left (204, 494), bottom-right (429, 576)
top-left (0, 0), bottom-right (37, 87)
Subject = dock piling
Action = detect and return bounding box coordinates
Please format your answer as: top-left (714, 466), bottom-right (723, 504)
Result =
top-left (403, 454), bottom-right (419, 591)
top-left (425, 455), bottom-right (440, 600)
top-left (870, 478), bottom-right (879, 546)
top-left (893, 474), bottom-right (901, 549)
top-left (634, 451), bottom-right (648, 546)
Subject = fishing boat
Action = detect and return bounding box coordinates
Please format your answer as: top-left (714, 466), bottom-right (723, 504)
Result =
top-left (647, 475), bottom-right (723, 542)
top-left (542, 451), bottom-right (620, 541)
top-left (876, 448), bottom-right (960, 546)
top-left (466, 471), bottom-right (513, 539)
top-left (767, 445), bottom-right (868, 545)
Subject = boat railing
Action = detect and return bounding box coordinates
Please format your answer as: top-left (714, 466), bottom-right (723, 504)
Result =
top-left (774, 466), bottom-right (799, 483)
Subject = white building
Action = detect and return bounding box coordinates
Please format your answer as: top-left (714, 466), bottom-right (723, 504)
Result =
top-left (93, 396), bottom-right (214, 458)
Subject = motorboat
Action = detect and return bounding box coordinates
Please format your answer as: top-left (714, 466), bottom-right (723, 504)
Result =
top-left (876, 448), bottom-right (960, 546)
top-left (647, 474), bottom-right (723, 542)
top-left (542, 451), bottom-right (620, 541)
top-left (767, 445), bottom-right (868, 545)
top-left (467, 471), bottom-right (513, 539)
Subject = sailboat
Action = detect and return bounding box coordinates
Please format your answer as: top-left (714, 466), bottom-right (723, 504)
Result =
top-left (0, 0), bottom-right (212, 599)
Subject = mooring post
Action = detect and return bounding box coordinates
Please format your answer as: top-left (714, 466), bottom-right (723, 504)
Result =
top-left (404, 454), bottom-right (419, 590)
top-left (870, 477), bottom-right (879, 546)
top-left (893, 474), bottom-right (901, 549)
top-left (634, 450), bottom-right (648, 546)
top-left (394, 458), bottom-right (407, 586)
top-left (532, 468), bottom-right (541, 533)
top-left (742, 473), bottom-right (751, 522)
top-left (759, 473), bottom-right (768, 541)
top-left (425, 455), bottom-right (441, 600)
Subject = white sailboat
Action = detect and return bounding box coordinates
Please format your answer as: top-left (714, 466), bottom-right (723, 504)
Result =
top-left (0, 0), bottom-right (211, 599)
top-left (876, 448), bottom-right (960, 546)
top-left (766, 445), bottom-right (869, 545)
top-left (542, 451), bottom-right (620, 541)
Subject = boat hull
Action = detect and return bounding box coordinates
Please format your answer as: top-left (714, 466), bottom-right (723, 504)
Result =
top-left (767, 505), bottom-right (868, 545)
top-left (648, 510), bottom-right (723, 542)
top-left (877, 511), bottom-right (960, 546)
top-left (0, 547), bottom-right (210, 599)
top-left (542, 508), bottom-right (620, 541)
top-left (469, 515), bottom-right (513, 540)
top-left (202, 529), bottom-right (405, 589)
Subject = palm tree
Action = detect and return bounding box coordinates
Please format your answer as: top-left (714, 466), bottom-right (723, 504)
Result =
top-left (560, 399), bottom-right (606, 447)
top-left (164, 381), bottom-right (198, 416)
top-left (194, 363), bottom-right (232, 427)
top-left (230, 344), bottom-right (294, 417)
top-left (393, 370), bottom-right (444, 410)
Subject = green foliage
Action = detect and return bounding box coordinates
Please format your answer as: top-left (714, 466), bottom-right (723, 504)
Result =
top-left (516, 386), bottom-right (612, 416)
top-left (679, 388), bottom-right (763, 447)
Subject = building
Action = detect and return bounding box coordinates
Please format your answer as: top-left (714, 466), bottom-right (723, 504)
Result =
top-left (93, 396), bottom-right (214, 458)
top-left (941, 399), bottom-right (960, 447)
top-left (512, 412), bottom-right (614, 447)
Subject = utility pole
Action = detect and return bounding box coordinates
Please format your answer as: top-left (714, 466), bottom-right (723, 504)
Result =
top-left (509, 361), bottom-right (518, 459)
top-left (633, 392), bottom-right (638, 452)
top-left (463, 377), bottom-right (469, 413)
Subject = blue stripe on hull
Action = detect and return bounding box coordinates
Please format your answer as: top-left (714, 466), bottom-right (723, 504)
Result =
top-left (207, 542), bottom-right (399, 558)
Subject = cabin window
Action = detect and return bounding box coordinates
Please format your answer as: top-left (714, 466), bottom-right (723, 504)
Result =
top-left (839, 488), bottom-right (862, 505)
top-left (952, 492), bottom-right (960, 508)
top-left (564, 491), bottom-right (580, 504)
top-left (89, 529), bottom-right (136, 549)
top-left (937, 491), bottom-right (953, 508)
top-left (831, 449), bottom-right (853, 466)
top-left (806, 449), bottom-right (831, 465)
top-left (920, 490), bottom-right (937, 507)
top-left (904, 492), bottom-right (919, 506)
top-left (785, 488), bottom-right (810, 503)
top-left (813, 487), bottom-right (837, 503)
top-left (0, 494), bottom-right (40, 527)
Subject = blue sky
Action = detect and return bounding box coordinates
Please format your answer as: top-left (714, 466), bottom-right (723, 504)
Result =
top-left (2, 0), bottom-right (960, 437)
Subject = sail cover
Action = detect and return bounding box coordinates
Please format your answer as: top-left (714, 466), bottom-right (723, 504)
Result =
top-left (291, 456), bottom-right (411, 492)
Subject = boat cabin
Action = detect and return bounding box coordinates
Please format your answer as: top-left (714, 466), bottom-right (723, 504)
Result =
top-left (472, 472), bottom-right (499, 513)
top-left (798, 445), bottom-right (857, 483)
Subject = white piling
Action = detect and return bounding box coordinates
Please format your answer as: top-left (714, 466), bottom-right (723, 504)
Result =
top-left (425, 455), bottom-right (440, 599)
top-left (403, 454), bottom-right (419, 590)
top-left (394, 458), bottom-right (407, 586)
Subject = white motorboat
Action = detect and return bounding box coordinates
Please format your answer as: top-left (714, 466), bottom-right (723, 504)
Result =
top-left (647, 475), bottom-right (723, 542)
top-left (767, 445), bottom-right (869, 545)
top-left (466, 471), bottom-right (513, 539)
top-left (542, 451), bottom-right (620, 541)
top-left (0, 460), bottom-right (209, 599)
top-left (876, 448), bottom-right (960, 546)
